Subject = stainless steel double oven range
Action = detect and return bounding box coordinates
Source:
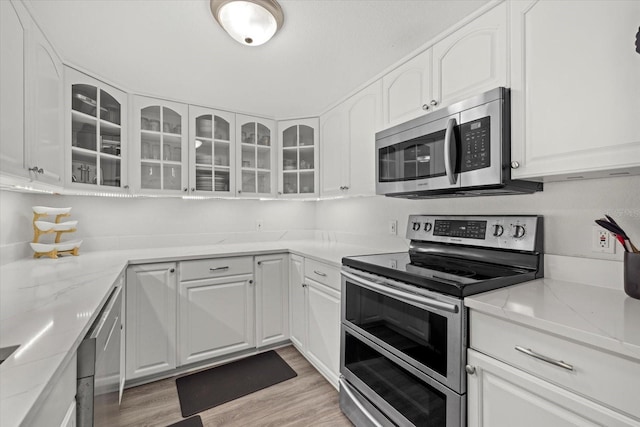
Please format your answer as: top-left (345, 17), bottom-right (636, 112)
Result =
top-left (339, 215), bottom-right (544, 426)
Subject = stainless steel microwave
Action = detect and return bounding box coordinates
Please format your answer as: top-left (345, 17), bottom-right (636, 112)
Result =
top-left (375, 88), bottom-right (542, 198)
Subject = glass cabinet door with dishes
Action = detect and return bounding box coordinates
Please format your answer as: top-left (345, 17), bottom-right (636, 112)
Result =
top-left (188, 106), bottom-right (235, 196)
top-left (278, 118), bottom-right (319, 197)
top-left (133, 96), bottom-right (188, 195)
top-left (65, 67), bottom-right (127, 190)
top-left (236, 114), bottom-right (276, 197)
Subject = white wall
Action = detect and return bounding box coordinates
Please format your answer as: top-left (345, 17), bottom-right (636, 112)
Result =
top-left (316, 175), bottom-right (640, 260)
top-left (2, 174), bottom-right (639, 264)
top-left (0, 191), bottom-right (316, 263)
top-left (0, 190), bottom-right (36, 263)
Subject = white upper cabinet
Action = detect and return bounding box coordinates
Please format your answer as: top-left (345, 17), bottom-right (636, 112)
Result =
top-left (321, 80), bottom-right (382, 197)
top-left (132, 96), bottom-right (188, 195)
top-left (381, 3), bottom-right (507, 129)
top-left (278, 118), bottom-right (319, 197)
top-left (432, 2), bottom-right (507, 108)
top-left (510, 0), bottom-right (640, 181)
top-left (1, 0), bottom-right (63, 185)
top-left (236, 114), bottom-right (277, 197)
top-left (188, 105), bottom-right (235, 196)
top-left (382, 48), bottom-right (433, 127)
top-left (0, 0), bottom-right (28, 179)
top-left (65, 67), bottom-right (127, 190)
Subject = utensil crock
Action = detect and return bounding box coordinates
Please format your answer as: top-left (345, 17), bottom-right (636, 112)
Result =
top-left (624, 252), bottom-right (640, 299)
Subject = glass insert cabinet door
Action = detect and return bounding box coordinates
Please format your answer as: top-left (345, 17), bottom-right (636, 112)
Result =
top-left (236, 114), bottom-right (276, 197)
top-left (67, 67), bottom-right (127, 189)
top-left (278, 118), bottom-right (319, 197)
top-left (135, 96), bottom-right (188, 194)
top-left (189, 106), bottom-right (235, 195)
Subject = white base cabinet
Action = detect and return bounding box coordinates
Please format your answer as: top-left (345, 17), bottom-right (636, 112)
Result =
top-left (255, 254), bottom-right (289, 348)
top-left (289, 254), bottom-right (306, 350)
top-left (305, 277), bottom-right (341, 389)
top-left (125, 263), bottom-right (177, 380)
top-left (178, 257), bottom-right (255, 366)
top-left (467, 349), bottom-right (639, 427)
top-left (509, 0), bottom-right (640, 181)
top-left (289, 255), bottom-right (341, 389)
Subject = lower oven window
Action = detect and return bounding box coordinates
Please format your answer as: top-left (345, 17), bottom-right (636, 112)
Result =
top-left (345, 331), bottom-right (447, 426)
top-left (345, 281), bottom-right (448, 376)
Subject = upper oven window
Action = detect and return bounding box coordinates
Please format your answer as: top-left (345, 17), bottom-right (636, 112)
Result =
top-left (344, 281), bottom-right (448, 376)
top-left (378, 129), bottom-right (447, 182)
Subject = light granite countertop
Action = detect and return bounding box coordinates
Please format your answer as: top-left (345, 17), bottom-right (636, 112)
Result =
top-left (0, 240), bottom-right (386, 427)
top-left (464, 277), bottom-right (640, 362)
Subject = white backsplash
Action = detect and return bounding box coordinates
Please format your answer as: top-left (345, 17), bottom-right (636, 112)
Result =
top-left (2, 175), bottom-right (639, 273)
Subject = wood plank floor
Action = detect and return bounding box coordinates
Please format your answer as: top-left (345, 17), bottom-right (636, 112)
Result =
top-left (114, 346), bottom-right (353, 427)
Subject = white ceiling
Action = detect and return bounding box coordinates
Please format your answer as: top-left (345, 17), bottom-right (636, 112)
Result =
top-left (27, 0), bottom-right (489, 119)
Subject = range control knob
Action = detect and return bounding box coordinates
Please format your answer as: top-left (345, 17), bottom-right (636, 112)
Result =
top-left (492, 224), bottom-right (504, 237)
top-left (424, 222), bottom-right (433, 232)
top-left (412, 222), bottom-right (421, 231)
top-left (512, 225), bottom-right (526, 239)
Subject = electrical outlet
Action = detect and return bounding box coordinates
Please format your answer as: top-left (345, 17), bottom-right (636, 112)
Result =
top-left (389, 220), bottom-right (397, 235)
top-left (592, 225), bottom-right (615, 254)
top-left (256, 219), bottom-right (263, 231)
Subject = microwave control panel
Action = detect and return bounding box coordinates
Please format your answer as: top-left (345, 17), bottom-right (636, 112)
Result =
top-left (407, 215), bottom-right (541, 252)
top-left (460, 116), bottom-right (491, 172)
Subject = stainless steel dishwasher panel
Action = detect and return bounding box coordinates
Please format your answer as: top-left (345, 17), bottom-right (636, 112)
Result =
top-left (77, 284), bottom-right (123, 427)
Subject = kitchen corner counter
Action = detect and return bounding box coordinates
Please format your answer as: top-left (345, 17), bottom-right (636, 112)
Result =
top-left (0, 240), bottom-right (384, 427)
top-left (464, 278), bottom-right (640, 362)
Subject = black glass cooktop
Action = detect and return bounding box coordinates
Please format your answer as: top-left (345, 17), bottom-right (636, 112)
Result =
top-left (342, 252), bottom-right (537, 297)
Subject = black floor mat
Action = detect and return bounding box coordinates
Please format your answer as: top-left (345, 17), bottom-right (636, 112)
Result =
top-left (166, 415), bottom-right (203, 427)
top-left (175, 351), bottom-right (297, 417)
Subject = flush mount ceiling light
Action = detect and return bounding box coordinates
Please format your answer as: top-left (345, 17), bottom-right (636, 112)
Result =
top-left (210, 0), bottom-right (284, 46)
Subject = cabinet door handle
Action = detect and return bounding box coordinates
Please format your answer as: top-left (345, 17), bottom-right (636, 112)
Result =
top-left (301, 283), bottom-right (307, 288)
top-left (514, 345), bottom-right (574, 371)
top-left (191, 187), bottom-right (195, 192)
top-left (249, 280), bottom-right (254, 285)
top-left (313, 270), bottom-right (327, 277)
top-left (169, 268), bottom-right (175, 273)
top-left (183, 188), bottom-right (188, 192)
top-left (209, 266), bottom-right (230, 272)
top-left (511, 161), bottom-right (520, 169)
top-left (430, 99), bottom-right (438, 106)
top-left (465, 365), bottom-right (476, 375)
top-left (422, 104), bottom-right (429, 111)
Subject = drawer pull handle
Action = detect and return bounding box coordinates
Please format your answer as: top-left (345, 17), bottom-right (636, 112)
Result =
top-left (313, 270), bottom-right (327, 277)
top-left (209, 266), bottom-right (230, 272)
top-left (515, 345), bottom-right (574, 371)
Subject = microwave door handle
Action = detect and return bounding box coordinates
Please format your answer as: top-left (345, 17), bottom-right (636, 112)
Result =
top-left (444, 117), bottom-right (458, 185)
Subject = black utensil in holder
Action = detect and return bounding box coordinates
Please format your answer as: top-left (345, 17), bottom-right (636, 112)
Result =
top-left (624, 252), bottom-right (640, 299)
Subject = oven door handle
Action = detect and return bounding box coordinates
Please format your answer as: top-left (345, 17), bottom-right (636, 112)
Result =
top-left (339, 376), bottom-right (384, 427)
top-left (341, 270), bottom-right (459, 313)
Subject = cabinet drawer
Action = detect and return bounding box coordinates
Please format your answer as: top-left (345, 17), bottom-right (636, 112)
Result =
top-left (180, 256), bottom-right (253, 281)
top-left (470, 311), bottom-right (640, 419)
top-left (304, 258), bottom-right (340, 291)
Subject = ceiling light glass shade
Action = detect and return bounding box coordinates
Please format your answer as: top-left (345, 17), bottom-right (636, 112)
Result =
top-left (211, 0), bottom-right (284, 46)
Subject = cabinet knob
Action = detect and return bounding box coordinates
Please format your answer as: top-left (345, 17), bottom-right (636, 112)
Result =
top-left (169, 268), bottom-right (175, 273)
top-left (302, 283), bottom-right (307, 288)
top-left (238, 190), bottom-right (242, 194)
top-left (123, 185), bottom-right (130, 189)
top-left (191, 187), bottom-right (195, 192)
top-left (257, 261), bottom-right (262, 266)
top-left (343, 186), bottom-right (349, 190)
top-left (422, 104), bottom-right (429, 111)
top-left (430, 99), bottom-right (438, 107)
top-left (249, 279), bottom-right (254, 285)
top-left (183, 188), bottom-right (188, 192)
top-left (278, 191), bottom-right (282, 195)
top-left (29, 166), bottom-right (44, 174)
top-left (465, 365), bottom-right (476, 375)
top-left (511, 161), bottom-right (520, 169)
